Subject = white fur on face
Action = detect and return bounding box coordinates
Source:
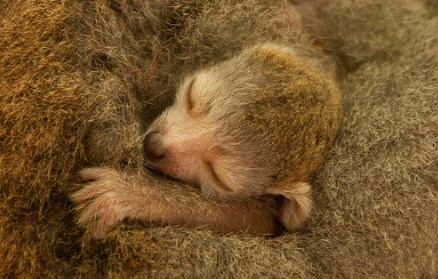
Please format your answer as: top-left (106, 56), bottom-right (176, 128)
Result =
top-left (145, 59), bottom-right (275, 199)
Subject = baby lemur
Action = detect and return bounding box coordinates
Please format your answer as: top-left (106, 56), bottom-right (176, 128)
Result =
top-left (142, 43), bottom-right (341, 230)
top-left (72, 43), bottom-right (341, 237)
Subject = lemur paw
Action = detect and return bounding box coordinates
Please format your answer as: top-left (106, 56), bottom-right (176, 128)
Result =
top-left (71, 167), bottom-right (132, 239)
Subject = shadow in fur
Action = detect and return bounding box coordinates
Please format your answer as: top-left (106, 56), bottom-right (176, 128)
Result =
top-left (1, 0), bottom-right (437, 278)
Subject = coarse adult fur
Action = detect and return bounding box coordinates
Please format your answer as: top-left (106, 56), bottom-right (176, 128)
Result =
top-left (1, 0), bottom-right (437, 278)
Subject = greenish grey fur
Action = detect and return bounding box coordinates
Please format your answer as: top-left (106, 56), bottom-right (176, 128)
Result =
top-left (0, 0), bottom-right (436, 278)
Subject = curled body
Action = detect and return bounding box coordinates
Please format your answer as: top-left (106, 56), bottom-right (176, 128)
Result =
top-left (143, 43), bottom-right (342, 229)
top-left (72, 3), bottom-right (342, 238)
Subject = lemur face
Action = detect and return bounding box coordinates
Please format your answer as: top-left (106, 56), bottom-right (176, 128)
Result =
top-left (143, 61), bottom-right (274, 199)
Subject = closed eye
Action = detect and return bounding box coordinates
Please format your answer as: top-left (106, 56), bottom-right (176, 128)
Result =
top-left (184, 76), bottom-right (210, 116)
top-left (204, 161), bottom-right (233, 193)
top-left (185, 77), bottom-right (196, 112)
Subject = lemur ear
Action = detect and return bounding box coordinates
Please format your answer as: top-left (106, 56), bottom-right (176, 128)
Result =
top-left (274, 0), bottom-right (302, 31)
top-left (265, 182), bottom-right (312, 230)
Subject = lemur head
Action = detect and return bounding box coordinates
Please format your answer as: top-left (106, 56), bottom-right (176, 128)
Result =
top-left (143, 49), bottom-right (276, 199)
top-left (143, 43), bottom-right (336, 200)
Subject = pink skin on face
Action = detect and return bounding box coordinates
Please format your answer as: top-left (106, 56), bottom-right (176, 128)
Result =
top-left (143, 94), bottom-right (231, 197)
top-left (143, 63), bottom-right (274, 199)
top-left (148, 121), bottom-right (214, 185)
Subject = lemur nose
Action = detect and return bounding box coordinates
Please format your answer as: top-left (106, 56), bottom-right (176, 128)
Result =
top-left (143, 131), bottom-right (166, 162)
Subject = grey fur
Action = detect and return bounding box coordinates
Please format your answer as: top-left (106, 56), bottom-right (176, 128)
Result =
top-left (0, 0), bottom-right (436, 278)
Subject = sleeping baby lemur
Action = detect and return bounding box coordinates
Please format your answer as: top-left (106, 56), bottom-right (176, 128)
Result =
top-left (142, 43), bottom-right (341, 230)
top-left (72, 43), bottom-right (341, 237)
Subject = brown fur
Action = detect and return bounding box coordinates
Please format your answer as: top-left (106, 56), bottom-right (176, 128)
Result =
top-left (134, 43), bottom-right (341, 230)
top-left (1, 0), bottom-right (437, 278)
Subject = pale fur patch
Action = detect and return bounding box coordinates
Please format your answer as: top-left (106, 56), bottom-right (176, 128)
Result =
top-left (145, 54), bottom-right (278, 199)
